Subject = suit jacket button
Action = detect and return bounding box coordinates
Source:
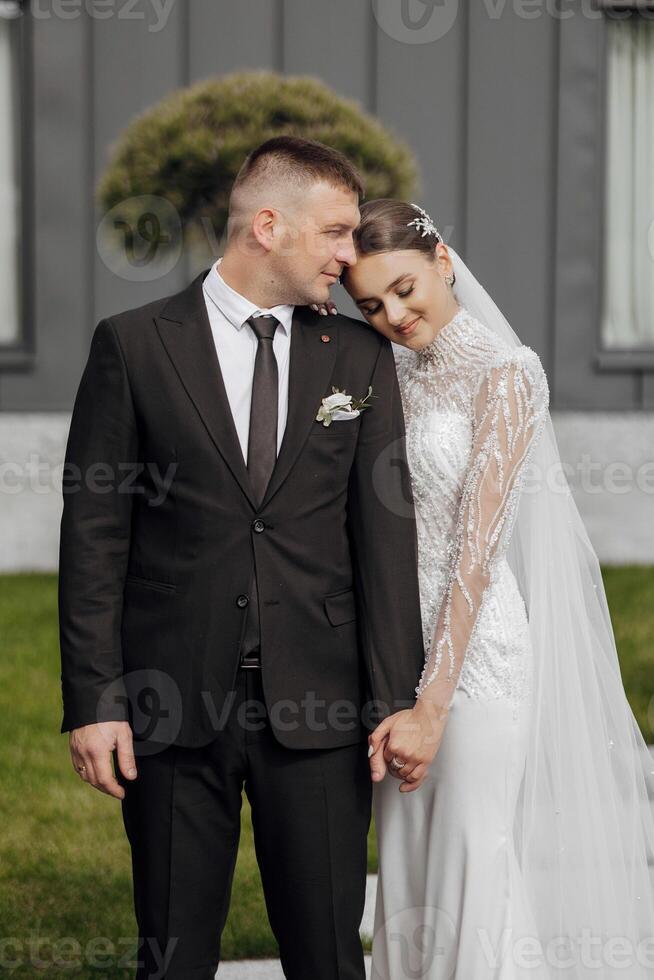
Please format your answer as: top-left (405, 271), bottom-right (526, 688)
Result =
top-left (236, 595), bottom-right (249, 608)
top-left (252, 519), bottom-right (265, 533)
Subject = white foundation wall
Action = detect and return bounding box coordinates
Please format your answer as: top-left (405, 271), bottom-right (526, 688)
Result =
top-left (552, 413), bottom-right (654, 565)
top-left (0, 414), bottom-right (70, 573)
top-left (0, 412), bottom-right (653, 572)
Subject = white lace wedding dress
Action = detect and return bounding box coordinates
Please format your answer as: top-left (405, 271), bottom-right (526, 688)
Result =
top-left (371, 306), bottom-right (550, 980)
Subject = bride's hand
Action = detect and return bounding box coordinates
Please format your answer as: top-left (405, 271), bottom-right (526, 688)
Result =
top-left (368, 700), bottom-right (449, 793)
top-left (309, 300), bottom-right (338, 316)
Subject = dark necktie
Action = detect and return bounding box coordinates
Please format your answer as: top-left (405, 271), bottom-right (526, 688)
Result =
top-left (239, 314), bottom-right (280, 669)
top-left (246, 314), bottom-right (280, 507)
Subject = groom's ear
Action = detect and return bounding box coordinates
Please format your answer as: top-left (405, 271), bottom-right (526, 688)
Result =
top-left (251, 207), bottom-right (279, 252)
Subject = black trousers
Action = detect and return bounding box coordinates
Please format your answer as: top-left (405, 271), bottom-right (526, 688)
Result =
top-left (114, 666), bottom-right (372, 980)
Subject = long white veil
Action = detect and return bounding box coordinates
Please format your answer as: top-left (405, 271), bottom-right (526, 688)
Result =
top-left (449, 245), bottom-right (654, 977)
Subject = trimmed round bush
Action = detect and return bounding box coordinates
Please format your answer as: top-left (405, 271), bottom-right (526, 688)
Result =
top-left (96, 71), bottom-right (418, 249)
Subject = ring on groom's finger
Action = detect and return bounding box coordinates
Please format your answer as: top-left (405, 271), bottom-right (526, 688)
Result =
top-left (390, 756), bottom-right (406, 772)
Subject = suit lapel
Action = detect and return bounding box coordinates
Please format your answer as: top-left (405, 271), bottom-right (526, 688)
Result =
top-left (155, 270), bottom-right (338, 512)
top-left (155, 268), bottom-right (258, 510)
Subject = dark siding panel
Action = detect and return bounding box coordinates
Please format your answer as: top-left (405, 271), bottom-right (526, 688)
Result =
top-left (465, 7), bottom-right (558, 374)
top-left (375, 8), bottom-right (467, 252)
top-left (92, 5), bottom-right (187, 327)
top-left (283, 0), bottom-right (373, 105)
top-left (642, 375), bottom-right (654, 411)
top-left (189, 0), bottom-right (282, 79)
top-left (1, 12), bottom-right (91, 411)
top-left (187, 0), bottom-right (282, 272)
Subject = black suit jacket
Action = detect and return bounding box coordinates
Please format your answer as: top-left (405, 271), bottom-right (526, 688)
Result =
top-left (58, 268), bottom-right (425, 749)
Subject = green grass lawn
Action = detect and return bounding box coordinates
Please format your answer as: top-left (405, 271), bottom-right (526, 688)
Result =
top-left (0, 569), bottom-right (652, 977)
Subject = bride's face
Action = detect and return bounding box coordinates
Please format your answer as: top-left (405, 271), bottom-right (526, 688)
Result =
top-left (344, 246), bottom-right (458, 351)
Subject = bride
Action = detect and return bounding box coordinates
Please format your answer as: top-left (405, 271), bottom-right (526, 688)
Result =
top-left (318, 200), bottom-right (654, 978)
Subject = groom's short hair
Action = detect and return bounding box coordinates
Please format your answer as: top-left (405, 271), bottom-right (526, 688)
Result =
top-left (229, 136), bottom-right (364, 229)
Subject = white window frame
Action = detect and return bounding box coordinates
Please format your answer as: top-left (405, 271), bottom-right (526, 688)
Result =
top-left (598, 2), bottom-right (654, 366)
top-left (0, 0), bottom-right (31, 370)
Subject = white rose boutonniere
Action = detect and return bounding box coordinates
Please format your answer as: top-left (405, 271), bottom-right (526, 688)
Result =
top-left (316, 386), bottom-right (374, 427)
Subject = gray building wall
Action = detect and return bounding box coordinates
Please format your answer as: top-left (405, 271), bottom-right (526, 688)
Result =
top-left (0, 0), bottom-right (652, 568)
top-left (2, 0), bottom-right (652, 410)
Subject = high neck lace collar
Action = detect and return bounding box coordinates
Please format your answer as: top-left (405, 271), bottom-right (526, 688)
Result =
top-left (411, 305), bottom-right (510, 373)
top-left (415, 306), bottom-right (470, 366)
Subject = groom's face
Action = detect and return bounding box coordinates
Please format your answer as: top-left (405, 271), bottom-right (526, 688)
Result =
top-left (270, 181), bottom-right (360, 305)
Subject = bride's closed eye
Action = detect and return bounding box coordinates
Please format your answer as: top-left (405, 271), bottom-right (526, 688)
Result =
top-left (363, 286), bottom-right (415, 318)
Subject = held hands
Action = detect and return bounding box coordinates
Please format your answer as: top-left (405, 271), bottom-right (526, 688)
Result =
top-left (367, 700), bottom-right (449, 793)
top-left (69, 720), bottom-right (137, 800)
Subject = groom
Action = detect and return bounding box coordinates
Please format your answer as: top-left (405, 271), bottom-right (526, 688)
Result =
top-left (58, 135), bottom-right (425, 979)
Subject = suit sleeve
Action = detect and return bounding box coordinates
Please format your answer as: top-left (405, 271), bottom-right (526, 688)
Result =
top-left (58, 318), bottom-right (138, 732)
top-left (346, 338), bottom-right (425, 719)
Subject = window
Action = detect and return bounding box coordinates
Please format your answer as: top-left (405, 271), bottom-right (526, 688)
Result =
top-left (0, 1), bottom-right (22, 350)
top-left (601, 11), bottom-right (654, 351)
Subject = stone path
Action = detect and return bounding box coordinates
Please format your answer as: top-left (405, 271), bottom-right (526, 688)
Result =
top-left (217, 956), bottom-right (373, 978)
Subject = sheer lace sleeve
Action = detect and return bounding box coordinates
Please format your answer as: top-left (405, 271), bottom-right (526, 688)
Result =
top-left (415, 345), bottom-right (549, 706)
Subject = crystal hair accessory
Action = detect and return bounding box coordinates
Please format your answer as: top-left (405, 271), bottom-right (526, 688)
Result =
top-left (406, 203), bottom-right (443, 243)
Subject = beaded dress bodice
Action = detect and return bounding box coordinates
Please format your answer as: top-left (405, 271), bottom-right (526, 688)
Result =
top-left (393, 307), bottom-right (549, 709)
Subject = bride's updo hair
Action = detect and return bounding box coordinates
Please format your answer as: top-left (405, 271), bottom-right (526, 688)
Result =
top-left (343, 198), bottom-right (454, 287)
top-left (353, 199), bottom-right (440, 260)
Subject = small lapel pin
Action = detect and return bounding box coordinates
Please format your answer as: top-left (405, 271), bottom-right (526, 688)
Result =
top-left (321, 335), bottom-right (331, 343)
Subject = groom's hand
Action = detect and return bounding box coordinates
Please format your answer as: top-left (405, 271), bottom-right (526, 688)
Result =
top-left (69, 721), bottom-right (137, 799)
top-left (368, 735), bottom-right (389, 783)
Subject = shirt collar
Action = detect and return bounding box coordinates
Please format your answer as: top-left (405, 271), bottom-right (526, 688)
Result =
top-left (203, 258), bottom-right (295, 335)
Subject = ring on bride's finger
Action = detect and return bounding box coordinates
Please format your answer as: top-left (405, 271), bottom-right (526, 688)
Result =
top-left (76, 764), bottom-right (87, 774)
top-left (390, 756), bottom-right (406, 771)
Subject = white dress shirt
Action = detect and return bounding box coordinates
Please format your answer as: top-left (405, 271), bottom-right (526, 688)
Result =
top-left (202, 258), bottom-right (295, 463)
